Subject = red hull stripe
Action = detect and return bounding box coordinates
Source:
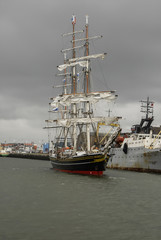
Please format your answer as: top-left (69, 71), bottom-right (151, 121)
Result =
top-left (54, 168), bottom-right (103, 176)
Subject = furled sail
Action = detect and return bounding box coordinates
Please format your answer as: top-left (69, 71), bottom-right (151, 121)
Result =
top-left (50, 91), bottom-right (117, 109)
top-left (46, 117), bottom-right (119, 128)
top-left (68, 53), bottom-right (107, 62)
top-left (57, 53), bottom-right (106, 71)
top-left (58, 61), bottom-right (88, 71)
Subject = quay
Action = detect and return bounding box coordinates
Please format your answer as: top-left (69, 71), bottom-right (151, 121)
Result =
top-left (8, 153), bottom-right (50, 161)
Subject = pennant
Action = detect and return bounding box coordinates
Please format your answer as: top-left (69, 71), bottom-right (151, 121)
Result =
top-left (71, 15), bottom-right (76, 24)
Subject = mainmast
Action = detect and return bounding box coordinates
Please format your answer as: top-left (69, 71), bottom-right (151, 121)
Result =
top-left (85, 15), bottom-right (89, 93)
top-left (72, 15), bottom-right (76, 94)
top-left (140, 97), bottom-right (154, 133)
top-left (63, 53), bottom-right (67, 94)
top-left (71, 15), bottom-right (77, 153)
top-left (63, 52), bottom-right (68, 147)
top-left (132, 97), bottom-right (154, 134)
top-left (85, 15), bottom-right (90, 152)
top-left (140, 97), bottom-right (154, 119)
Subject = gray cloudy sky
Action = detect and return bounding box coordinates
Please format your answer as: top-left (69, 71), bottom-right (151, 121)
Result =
top-left (1, 0), bottom-right (161, 143)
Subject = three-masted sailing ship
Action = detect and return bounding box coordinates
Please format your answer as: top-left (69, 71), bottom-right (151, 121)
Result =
top-left (45, 15), bottom-right (120, 176)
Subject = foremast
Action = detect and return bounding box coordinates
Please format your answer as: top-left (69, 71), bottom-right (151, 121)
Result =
top-left (72, 15), bottom-right (77, 153)
top-left (85, 15), bottom-right (90, 152)
top-left (63, 53), bottom-right (68, 147)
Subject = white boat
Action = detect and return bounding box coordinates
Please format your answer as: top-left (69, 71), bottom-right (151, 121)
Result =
top-left (107, 97), bottom-right (161, 173)
top-left (0, 149), bottom-right (9, 157)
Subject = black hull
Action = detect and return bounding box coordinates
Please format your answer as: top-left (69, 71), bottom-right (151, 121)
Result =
top-left (50, 153), bottom-right (107, 176)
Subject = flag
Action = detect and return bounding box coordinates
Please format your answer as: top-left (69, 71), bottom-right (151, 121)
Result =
top-left (53, 107), bottom-right (58, 111)
top-left (71, 15), bottom-right (76, 24)
top-left (77, 73), bottom-right (79, 82)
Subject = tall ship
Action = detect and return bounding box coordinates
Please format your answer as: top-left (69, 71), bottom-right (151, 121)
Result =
top-left (107, 97), bottom-right (161, 173)
top-left (45, 15), bottom-right (120, 176)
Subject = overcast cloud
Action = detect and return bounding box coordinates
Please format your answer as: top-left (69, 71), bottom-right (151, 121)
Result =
top-left (1, 0), bottom-right (161, 142)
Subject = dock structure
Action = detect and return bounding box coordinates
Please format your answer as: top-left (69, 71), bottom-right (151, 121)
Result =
top-left (8, 153), bottom-right (50, 161)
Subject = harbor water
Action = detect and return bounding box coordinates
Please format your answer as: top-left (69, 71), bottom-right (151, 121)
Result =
top-left (1, 157), bottom-right (161, 240)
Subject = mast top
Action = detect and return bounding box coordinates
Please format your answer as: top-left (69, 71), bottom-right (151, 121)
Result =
top-left (131, 97), bottom-right (154, 134)
top-left (140, 97), bottom-right (154, 119)
top-left (72, 15), bottom-right (76, 25)
top-left (86, 15), bottom-right (89, 25)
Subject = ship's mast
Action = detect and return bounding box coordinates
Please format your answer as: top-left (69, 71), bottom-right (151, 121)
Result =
top-left (138, 97), bottom-right (154, 133)
top-left (72, 15), bottom-right (76, 94)
top-left (85, 15), bottom-right (89, 93)
top-left (140, 97), bottom-right (154, 119)
top-left (71, 15), bottom-right (77, 153)
top-left (63, 52), bottom-right (68, 147)
top-left (85, 15), bottom-right (90, 152)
